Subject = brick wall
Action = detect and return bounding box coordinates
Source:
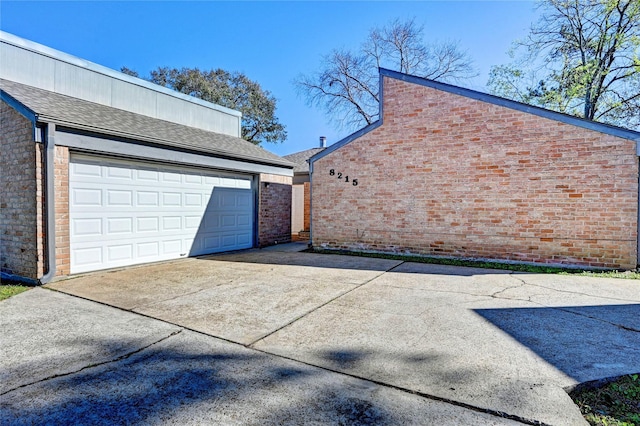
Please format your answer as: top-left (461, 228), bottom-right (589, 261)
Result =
top-left (312, 76), bottom-right (639, 269)
top-left (1, 101), bottom-right (38, 279)
top-left (258, 173), bottom-right (292, 247)
top-left (54, 146), bottom-right (70, 276)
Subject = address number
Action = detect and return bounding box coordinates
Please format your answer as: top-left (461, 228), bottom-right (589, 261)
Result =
top-left (329, 169), bottom-right (358, 186)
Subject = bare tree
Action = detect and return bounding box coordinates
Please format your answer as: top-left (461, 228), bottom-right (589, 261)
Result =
top-left (296, 18), bottom-right (477, 130)
top-left (488, 0), bottom-right (640, 129)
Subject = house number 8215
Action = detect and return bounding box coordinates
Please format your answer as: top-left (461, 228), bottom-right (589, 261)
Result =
top-left (329, 169), bottom-right (358, 186)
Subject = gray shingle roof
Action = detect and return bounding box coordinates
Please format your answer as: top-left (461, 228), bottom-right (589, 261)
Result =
top-left (283, 147), bottom-right (326, 173)
top-left (0, 79), bottom-right (293, 168)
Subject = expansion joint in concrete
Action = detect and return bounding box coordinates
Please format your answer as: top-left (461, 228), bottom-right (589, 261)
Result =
top-left (554, 307), bottom-right (640, 333)
top-left (248, 346), bottom-right (550, 426)
top-left (246, 261), bottom-right (406, 347)
top-left (0, 329), bottom-right (183, 396)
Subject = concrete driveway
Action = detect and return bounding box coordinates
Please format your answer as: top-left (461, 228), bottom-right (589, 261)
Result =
top-left (3, 244), bottom-right (640, 425)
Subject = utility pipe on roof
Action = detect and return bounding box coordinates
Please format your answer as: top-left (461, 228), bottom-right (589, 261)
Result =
top-left (39, 123), bottom-right (56, 284)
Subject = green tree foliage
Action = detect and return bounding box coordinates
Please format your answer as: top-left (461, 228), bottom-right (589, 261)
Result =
top-left (296, 18), bottom-right (477, 130)
top-left (120, 67), bottom-right (286, 145)
top-left (488, 0), bottom-right (640, 130)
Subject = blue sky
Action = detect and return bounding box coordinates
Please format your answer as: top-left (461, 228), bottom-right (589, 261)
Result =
top-left (1, 1), bottom-right (537, 156)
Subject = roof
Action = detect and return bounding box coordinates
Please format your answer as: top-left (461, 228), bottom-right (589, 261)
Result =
top-left (283, 147), bottom-right (326, 173)
top-left (0, 79), bottom-right (294, 168)
top-left (310, 68), bottom-right (640, 165)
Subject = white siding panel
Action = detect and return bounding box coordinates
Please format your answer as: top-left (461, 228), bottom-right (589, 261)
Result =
top-left (0, 43), bottom-right (56, 90)
top-left (54, 61), bottom-right (112, 105)
top-left (69, 154), bottom-right (254, 273)
top-left (111, 79), bottom-right (158, 116)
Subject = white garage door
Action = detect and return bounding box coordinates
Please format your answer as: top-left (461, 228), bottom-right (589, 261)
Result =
top-left (69, 154), bottom-right (254, 274)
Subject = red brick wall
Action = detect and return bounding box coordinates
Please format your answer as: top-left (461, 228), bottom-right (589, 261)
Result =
top-left (54, 146), bottom-right (70, 276)
top-left (312, 77), bottom-right (639, 269)
top-left (1, 101), bottom-right (39, 279)
top-left (258, 173), bottom-right (292, 247)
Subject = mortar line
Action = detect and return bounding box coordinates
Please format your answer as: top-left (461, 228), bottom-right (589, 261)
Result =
top-left (0, 329), bottom-right (182, 396)
top-left (247, 261), bottom-right (406, 347)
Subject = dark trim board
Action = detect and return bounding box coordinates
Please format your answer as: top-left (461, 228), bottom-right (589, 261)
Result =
top-left (55, 129), bottom-right (293, 177)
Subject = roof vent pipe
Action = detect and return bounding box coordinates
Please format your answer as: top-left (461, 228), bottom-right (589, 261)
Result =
top-left (319, 136), bottom-right (326, 148)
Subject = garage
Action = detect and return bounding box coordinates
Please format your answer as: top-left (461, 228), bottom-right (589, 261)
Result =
top-left (69, 154), bottom-right (254, 273)
top-left (1, 32), bottom-right (294, 283)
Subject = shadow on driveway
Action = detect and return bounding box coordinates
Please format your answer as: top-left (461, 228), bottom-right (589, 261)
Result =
top-left (1, 331), bottom-right (510, 426)
top-left (201, 249), bottom-right (519, 276)
top-left (474, 304), bottom-right (640, 383)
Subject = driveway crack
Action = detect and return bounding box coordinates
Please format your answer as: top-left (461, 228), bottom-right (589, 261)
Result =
top-left (489, 273), bottom-right (527, 299)
top-left (0, 329), bottom-right (183, 396)
top-left (247, 261), bottom-right (405, 347)
top-left (510, 275), bottom-right (639, 303)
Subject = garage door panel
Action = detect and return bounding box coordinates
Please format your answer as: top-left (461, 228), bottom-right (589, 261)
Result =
top-left (237, 215), bottom-right (251, 226)
top-left (162, 171), bottom-right (182, 183)
top-left (70, 154), bottom-right (255, 274)
top-left (73, 247), bottom-right (103, 267)
top-left (107, 190), bottom-right (133, 206)
top-left (137, 217), bottom-right (159, 232)
top-left (72, 188), bottom-right (103, 206)
top-left (203, 236), bottom-right (221, 251)
top-left (137, 241), bottom-right (160, 258)
top-left (162, 192), bottom-right (181, 206)
top-left (236, 232), bottom-right (252, 245)
top-left (108, 244), bottom-right (133, 262)
top-left (107, 218), bottom-right (133, 234)
top-left (73, 218), bottom-right (102, 236)
top-left (221, 215), bottom-right (237, 227)
top-left (72, 161), bottom-right (103, 178)
top-left (137, 169), bottom-right (159, 182)
top-left (137, 191), bottom-right (159, 206)
top-left (184, 193), bottom-right (203, 206)
top-left (106, 165), bottom-right (133, 180)
top-left (162, 216), bottom-right (181, 230)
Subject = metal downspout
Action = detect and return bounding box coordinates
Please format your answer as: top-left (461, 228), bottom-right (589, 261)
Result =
top-left (308, 160), bottom-right (313, 248)
top-left (39, 123), bottom-right (56, 284)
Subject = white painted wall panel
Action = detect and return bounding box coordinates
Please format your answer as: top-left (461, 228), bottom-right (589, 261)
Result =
top-left (54, 61), bottom-right (113, 106)
top-left (69, 154), bottom-right (254, 273)
top-left (110, 79), bottom-right (158, 116)
top-left (0, 43), bottom-right (55, 90)
top-left (291, 184), bottom-right (304, 234)
top-left (1, 32), bottom-right (242, 137)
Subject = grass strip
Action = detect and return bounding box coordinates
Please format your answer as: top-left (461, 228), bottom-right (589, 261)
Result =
top-left (0, 284), bottom-right (31, 301)
top-left (570, 374), bottom-right (640, 426)
top-left (306, 248), bottom-right (639, 279)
